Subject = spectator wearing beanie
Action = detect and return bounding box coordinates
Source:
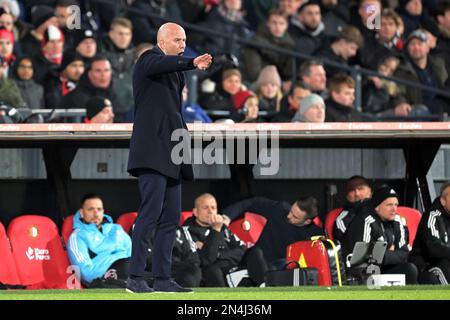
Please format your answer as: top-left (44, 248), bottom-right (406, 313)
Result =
top-left (291, 93), bottom-right (325, 123)
top-left (199, 68), bottom-right (244, 112)
top-left (11, 55), bottom-right (44, 109)
top-left (21, 5), bottom-right (57, 56)
top-left (72, 29), bottom-right (97, 68)
top-left (344, 186), bottom-right (419, 284)
top-left (32, 25), bottom-right (65, 85)
top-left (397, 0), bottom-right (429, 38)
top-left (44, 51), bottom-right (85, 109)
top-left (84, 96), bottom-right (114, 123)
top-left (231, 90), bottom-right (260, 123)
top-left (254, 65), bottom-right (282, 116)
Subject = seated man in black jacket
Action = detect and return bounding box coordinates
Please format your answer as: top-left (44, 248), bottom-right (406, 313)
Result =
top-left (183, 193), bottom-right (267, 287)
top-left (221, 195), bottom-right (323, 270)
top-left (410, 182), bottom-right (450, 284)
top-left (344, 186), bottom-right (418, 284)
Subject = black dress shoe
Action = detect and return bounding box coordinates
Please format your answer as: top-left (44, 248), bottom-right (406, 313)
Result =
top-left (126, 278), bottom-right (154, 293)
top-left (153, 279), bottom-right (193, 293)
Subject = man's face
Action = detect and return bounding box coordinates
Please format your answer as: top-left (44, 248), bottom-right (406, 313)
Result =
top-left (440, 187), bottom-right (450, 212)
top-left (287, 202), bottom-right (311, 227)
top-left (405, 0), bottom-right (422, 16)
top-left (193, 196), bottom-right (218, 226)
top-left (222, 75), bottom-right (241, 95)
top-left (375, 197), bottom-right (398, 222)
top-left (302, 65), bottom-right (327, 91)
top-left (407, 38), bottom-right (429, 61)
top-left (437, 10), bottom-right (450, 31)
top-left (224, 0), bottom-right (242, 11)
top-left (160, 26), bottom-right (186, 56)
top-left (303, 104), bottom-right (325, 123)
top-left (0, 38), bottom-right (13, 58)
top-left (267, 14), bottom-right (288, 38)
top-left (43, 39), bottom-right (64, 63)
top-left (55, 5), bottom-right (70, 29)
top-left (17, 58), bottom-right (33, 81)
top-left (347, 184), bottom-right (372, 202)
top-left (321, 0), bottom-right (338, 8)
top-left (379, 16), bottom-right (397, 42)
top-left (299, 5), bottom-right (322, 30)
top-left (288, 87), bottom-right (311, 110)
top-left (80, 198), bottom-right (104, 227)
top-left (91, 106), bottom-right (114, 124)
top-left (88, 60), bottom-right (112, 89)
top-left (77, 38), bottom-right (97, 58)
top-left (331, 85), bottom-right (355, 107)
top-left (109, 25), bottom-right (132, 50)
top-left (279, 0), bottom-right (304, 17)
top-left (340, 41), bottom-right (359, 60)
top-left (0, 13), bottom-right (14, 31)
top-left (64, 60), bottom-right (84, 82)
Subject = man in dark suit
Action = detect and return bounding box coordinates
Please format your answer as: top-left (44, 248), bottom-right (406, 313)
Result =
top-left (126, 22), bottom-right (212, 293)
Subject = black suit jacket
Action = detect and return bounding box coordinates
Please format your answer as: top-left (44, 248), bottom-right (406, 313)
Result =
top-left (127, 46), bottom-right (195, 180)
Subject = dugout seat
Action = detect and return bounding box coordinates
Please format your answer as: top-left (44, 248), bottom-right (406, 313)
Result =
top-left (229, 212), bottom-right (267, 248)
top-left (179, 211), bottom-right (194, 226)
top-left (0, 221), bottom-right (21, 285)
top-left (61, 215), bottom-right (75, 245)
top-left (117, 212), bottom-right (138, 233)
top-left (396, 206), bottom-right (422, 247)
top-left (324, 208), bottom-right (344, 240)
top-left (8, 215), bottom-right (71, 289)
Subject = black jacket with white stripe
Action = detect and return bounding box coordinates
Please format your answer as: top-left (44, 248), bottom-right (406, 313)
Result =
top-left (410, 198), bottom-right (450, 270)
top-left (333, 200), bottom-right (368, 243)
top-left (344, 204), bottom-right (410, 266)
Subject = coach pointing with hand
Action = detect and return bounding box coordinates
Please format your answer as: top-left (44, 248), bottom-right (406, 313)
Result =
top-left (126, 23), bottom-right (212, 293)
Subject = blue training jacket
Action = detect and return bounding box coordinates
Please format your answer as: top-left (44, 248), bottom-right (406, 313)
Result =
top-left (67, 211), bottom-right (132, 284)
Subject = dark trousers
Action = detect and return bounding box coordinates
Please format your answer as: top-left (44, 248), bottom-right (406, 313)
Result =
top-left (418, 259), bottom-right (450, 285)
top-left (129, 169), bottom-right (181, 280)
top-left (382, 263), bottom-right (419, 284)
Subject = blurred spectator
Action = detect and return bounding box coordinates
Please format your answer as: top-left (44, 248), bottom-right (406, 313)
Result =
top-left (11, 56), bottom-right (44, 109)
top-left (0, 51), bottom-right (24, 108)
top-left (291, 93), bottom-right (326, 123)
top-left (397, 0), bottom-right (427, 37)
top-left (128, 0), bottom-right (183, 45)
top-left (316, 25), bottom-right (364, 76)
top-left (0, 27), bottom-right (14, 77)
top-left (21, 5), bottom-right (58, 56)
top-left (33, 25), bottom-right (65, 85)
top-left (319, 0), bottom-right (349, 37)
top-left (133, 42), bottom-right (154, 64)
top-left (59, 56), bottom-right (119, 118)
top-left (231, 89), bottom-right (260, 122)
top-left (84, 96), bottom-right (114, 124)
top-left (197, 0), bottom-right (250, 57)
top-left (394, 29), bottom-right (447, 114)
top-left (241, 9), bottom-right (295, 83)
top-left (253, 65), bottom-right (282, 113)
top-left (184, 193), bottom-right (268, 287)
top-left (55, 0), bottom-right (83, 50)
top-left (289, 2), bottom-right (326, 57)
top-left (199, 68), bottom-right (244, 111)
top-left (72, 29), bottom-right (97, 67)
top-left (272, 81), bottom-right (311, 122)
top-left (434, 1), bottom-right (450, 72)
top-left (67, 194), bottom-right (131, 287)
top-left (325, 73), bottom-right (368, 122)
top-left (243, 0), bottom-right (278, 31)
top-left (44, 51), bottom-right (84, 109)
top-left (98, 17), bottom-right (134, 121)
top-left (181, 86), bottom-right (212, 123)
top-left (298, 60), bottom-right (327, 97)
top-left (278, 0), bottom-right (305, 21)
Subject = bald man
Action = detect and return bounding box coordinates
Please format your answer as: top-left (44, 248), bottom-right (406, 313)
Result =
top-left (127, 23), bottom-right (212, 293)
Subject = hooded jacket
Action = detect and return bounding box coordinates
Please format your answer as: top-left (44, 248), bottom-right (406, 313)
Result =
top-left (67, 211), bottom-right (132, 284)
top-left (289, 17), bottom-right (326, 56)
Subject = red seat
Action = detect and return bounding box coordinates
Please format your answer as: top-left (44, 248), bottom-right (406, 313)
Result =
top-left (117, 212), bottom-right (138, 233)
top-left (396, 206), bottom-right (422, 247)
top-left (229, 212), bottom-right (267, 248)
top-left (313, 216), bottom-right (323, 229)
top-left (179, 211), bottom-right (193, 226)
top-left (61, 215), bottom-right (74, 245)
top-left (324, 208), bottom-right (344, 240)
top-left (0, 221), bottom-right (20, 285)
top-left (8, 215), bottom-right (71, 289)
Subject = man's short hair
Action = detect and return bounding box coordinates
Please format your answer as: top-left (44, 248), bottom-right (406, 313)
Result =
top-left (434, 1), bottom-right (450, 20)
top-left (81, 193), bottom-right (102, 207)
top-left (381, 8), bottom-right (402, 27)
top-left (194, 193), bottom-right (216, 208)
top-left (336, 26), bottom-right (364, 48)
top-left (296, 196), bottom-right (319, 219)
top-left (268, 8), bottom-right (288, 21)
top-left (56, 0), bottom-right (79, 7)
top-left (298, 2), bottom-right (320, 14)
top-left (299, 60), bottom-right (323, 79)
top-left (110, 17), bottom-right (133, 31)
top-left (440, 182), bottom-right (450, 197)
top-left (289, 81), bottom-right (310, 96)
top-left (328, 73), bottom-right (355, 93)
top-left (346, 175), bottom-right (371, 194)
top-left (88, 55), bottom-right (110, 70)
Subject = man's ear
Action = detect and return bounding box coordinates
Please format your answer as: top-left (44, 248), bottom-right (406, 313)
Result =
top-left (192, 208), bottom-right (197, 217)
top-left (440, 196), bottom-right (446, 208)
